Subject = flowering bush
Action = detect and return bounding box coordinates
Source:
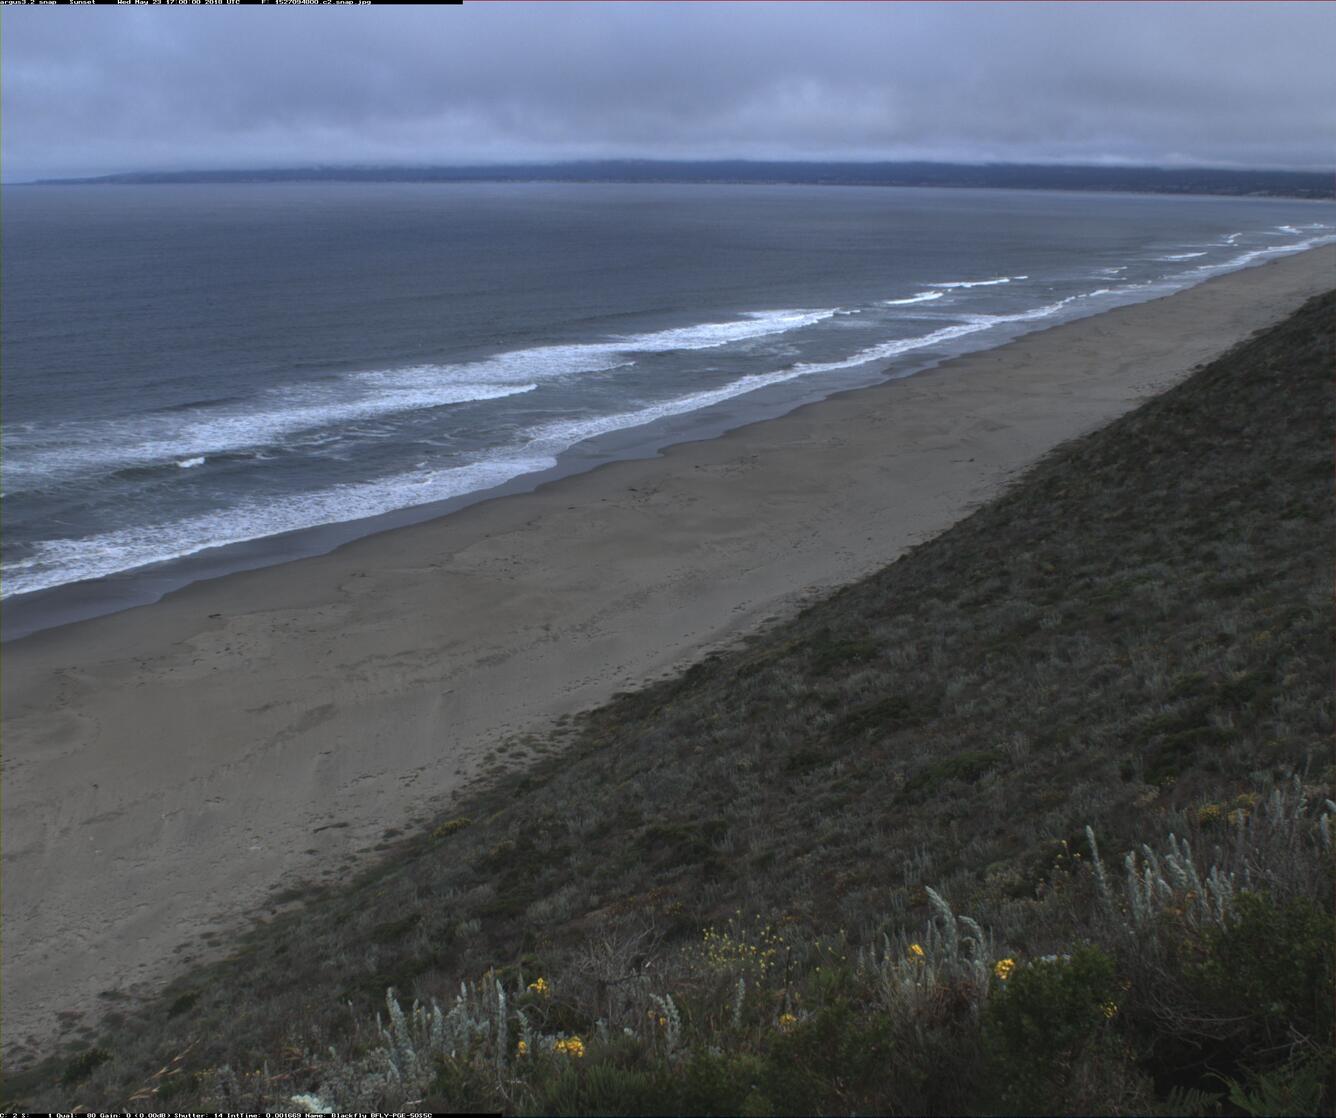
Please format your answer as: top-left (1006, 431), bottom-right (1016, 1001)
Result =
top-left (552, 1036), bottom-right (585, 1059)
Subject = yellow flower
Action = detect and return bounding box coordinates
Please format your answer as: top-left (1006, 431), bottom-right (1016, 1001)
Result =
top-left (527, 977), bottom-right (549, 996)
top-left (994, 958), bottom-right (1016, 981)
top-left (1102, 1001), bottom-right (1118, 1019)
top-left (554, 1036), bottom-right (585, 1058)
top-left (516, 1040), bottom-right (528, 1056)
top-left (908, 943), bottom-right (926, 960)
top-left (778, 1013), bottom-right (798, 1031)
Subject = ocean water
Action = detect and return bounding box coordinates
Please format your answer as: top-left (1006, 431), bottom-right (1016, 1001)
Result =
top-left (3, 182), bottom-right (1333, 631)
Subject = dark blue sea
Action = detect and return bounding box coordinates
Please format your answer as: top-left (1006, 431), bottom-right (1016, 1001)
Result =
top-left (3, 183), bottom-right (1333, 635)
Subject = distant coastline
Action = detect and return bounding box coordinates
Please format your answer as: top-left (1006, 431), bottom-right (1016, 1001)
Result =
top-left (28, 159), bottom-right (1336, 199)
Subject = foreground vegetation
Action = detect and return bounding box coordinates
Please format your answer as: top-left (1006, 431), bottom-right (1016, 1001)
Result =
top-left (7, 292), bottom-right (1333, 1114)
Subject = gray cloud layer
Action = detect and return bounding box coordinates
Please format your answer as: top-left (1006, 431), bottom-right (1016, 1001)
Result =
top-left (3, 2), bottom-right (1333, 181)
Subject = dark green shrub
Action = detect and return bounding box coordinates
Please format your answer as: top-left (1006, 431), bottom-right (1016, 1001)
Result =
top-left (427, 1056), bottom-right (505, 1115)
top-left (983, 946), bottom-right (1118, 1111)
top-left (638, 819), bottom-right (727, 867)
top-left (807, 636), bottom-right (880, 675)
top-left (901, 750), bottom-right (1005, 801)
top-left (783, 747), bottom-right (830, 775)
top-left (534, 1058), bottom-right (675, 1116)
top-left (1191, 892), bottom-right (1334, 1065)
top-left (676, 1050), bottom-right (770, 1116)
top-left (1220, 1052), bottom-right (1331, 1117)
top-left (166, 990), bottom-right (199, 1016)
top-left (834, 693), bottom-right (936, 741)
top-left (368, 912), bottom-right (422, 944)
top-left (760, 1002), bottom-right (895, 1113)
top-left (60, 1047), bottom-right (111, 1086)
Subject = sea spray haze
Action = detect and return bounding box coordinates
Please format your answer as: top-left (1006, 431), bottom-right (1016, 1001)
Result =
top-left (2, 182), bottom-right (1333, 620)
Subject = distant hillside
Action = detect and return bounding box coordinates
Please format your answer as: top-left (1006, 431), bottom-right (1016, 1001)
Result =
top-left (35, 160), bottom-right (1336, 199)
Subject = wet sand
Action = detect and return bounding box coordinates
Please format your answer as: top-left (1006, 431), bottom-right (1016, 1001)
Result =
top-left (3, 243), bottom-right (1333, 1060)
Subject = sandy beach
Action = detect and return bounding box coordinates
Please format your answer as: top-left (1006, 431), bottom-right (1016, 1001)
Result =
top-left (3, 244), bottom-right (1333, 1060)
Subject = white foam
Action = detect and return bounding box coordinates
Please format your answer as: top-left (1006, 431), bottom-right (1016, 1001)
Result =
top-left (4, 380), bottom-right (538, 492)
top-left (928, 275), bottom-right (1028, 289)
top-left (2, 454), bottom-right (555, 598)
top-left (518, 315), bottom-right (1057, 456)
top-left (944, 286), bottom-right (1127, 332)
top-left (14, 223), bottom-right (1335, 596)
top-left (397, 309), bottom-right (840, 388)
top-left (1157, 252), bottom-right (1208, 261)
top-left (882, 291), bottom-right (944, 306)
top-left (5, 308), bottom-right (839, 490)
top-left (621, 309), bottom-right (839, 350)
top-left (3, 310), bottom-right (1057, 595)
top-left (1191, 232), bottom-right (1336, 274)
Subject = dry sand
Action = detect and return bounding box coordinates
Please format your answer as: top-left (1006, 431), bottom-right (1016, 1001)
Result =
top-left (3, 244), bottom-right (1333, 1060)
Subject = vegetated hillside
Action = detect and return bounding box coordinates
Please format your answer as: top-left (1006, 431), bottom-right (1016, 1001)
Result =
top-left (9, 292), bottom-right (1333, 1115)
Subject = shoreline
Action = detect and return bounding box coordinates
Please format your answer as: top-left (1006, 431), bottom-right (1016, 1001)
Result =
top-left (5, 231), bottom-right (1335, 644)
top-left (3, 244), bottom-right (1334, 1060)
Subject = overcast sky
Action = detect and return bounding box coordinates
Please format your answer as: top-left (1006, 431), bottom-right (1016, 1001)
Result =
top-left (3, 2), bottom-right (1332, 181)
